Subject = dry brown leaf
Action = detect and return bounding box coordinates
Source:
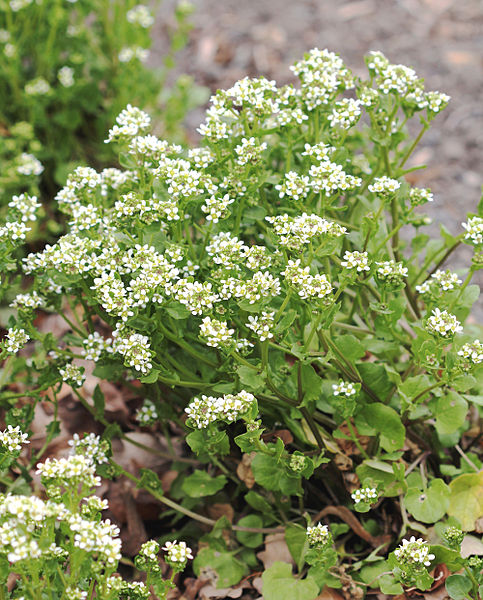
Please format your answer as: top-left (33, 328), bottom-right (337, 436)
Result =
top-left (252, 577), bottom-right (263, 594)
top-left (334, 453), bottom-right (353, 471)
top-left (236, 453), bottom-right (255, 488)
top-left (316, 587), bottom-right (345, 600)
top-left (256, 533), bottom-right (294, 569)
top-left (199, 584), bottom-right (243, 599)
top-left (207, 503), bottom-right (235, 523)
top-left (461, 534), bottom-right (483, 557)
top-left (474, 516), bottom-right (483, 533)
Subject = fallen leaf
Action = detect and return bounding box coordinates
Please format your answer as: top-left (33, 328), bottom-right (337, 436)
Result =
top-left (199, 584), bottom-right (243, 599)
top-left (461, 534), bottom-right (483, 557)
top-left (256, 533), bottom-right (294, 569)
top-left (316, 587), bottom-right (345, 599)
top-left (207, 503), bottom-right (235, 523)
top-left (237, 453), bottom-right (255, 488)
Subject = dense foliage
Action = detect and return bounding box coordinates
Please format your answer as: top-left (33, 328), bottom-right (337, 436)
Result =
top-left (0, 0), bottom-right (200, 197)
top-left (0, 48), bottom-right (482, 599)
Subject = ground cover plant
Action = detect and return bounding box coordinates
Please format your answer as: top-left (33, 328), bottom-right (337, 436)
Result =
top-left (0, 48), bottom-right (482, 598)
top-left (0, 0), bottom-right (199, 199)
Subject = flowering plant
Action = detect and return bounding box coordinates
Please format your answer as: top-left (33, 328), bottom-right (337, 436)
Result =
top-left (1, 49), bottom-right (483, 598)
top-left (0, 0), bottom-right (199, 195)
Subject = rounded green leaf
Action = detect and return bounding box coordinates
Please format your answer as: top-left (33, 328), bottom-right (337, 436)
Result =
top-left (181, 470), bottom-right (227, 498)
top-left (235, 515), bottom-right (263, 548)
top-left (262, 562), bottom-right (319, 600)
top-left (448, 472), bottom-right (483, 531)
top-left (435, 392), bottom-right (468, 435)
top-left (404, 479), bottom-right (450, 523)
top-left (445, 574), bottom-right (472, 600)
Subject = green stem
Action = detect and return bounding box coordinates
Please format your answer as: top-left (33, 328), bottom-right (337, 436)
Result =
top-left (398, 122), bottom-right (429, 169)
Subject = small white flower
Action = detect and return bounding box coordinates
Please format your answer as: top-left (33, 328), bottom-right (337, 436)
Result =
top-left (341, 250), bottom-right (370, 272)
top-left (332, 380), bottom-right (356, 397)
top-left (426, 308), bottom-right (463, 337)
top-left (4, 328), bottom-right (29, 354)
top-left (0, 425), bottom-right (29, 453)
top-left (394, 536), bottom-right (435, 567)
top-left (306, 523), bottom-right (331, 546)
top-left (457, 340), bottom-right (483, 365)
top-left (351, 487), bottom-right (378, 504)
top-left (368, 176), bottom-right (400, 195)
top-left (58, 66), bottom-right (75, 88)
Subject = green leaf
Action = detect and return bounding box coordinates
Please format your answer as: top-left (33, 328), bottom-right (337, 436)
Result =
top-left (140, 369), bottom-right (160, 384)
top-left (244, 491), bottom-right (273, 514)
top-left (404, 479), bottom-right (450, 523)
top-left (430, 545), bottom-right (464, 572)
top-left (399, 374), bottom-right (432, 404)
top-left (358, 404), bottom-right (405, 452)
top-left (445, 574), bottom-right (473, 600)
top-left (235, 515), bottom-right (263, 548)
top-left (93, 384), bottom-right (105, 418)
top-left (435, 392), bottom-right (468, 435)
top-left (181, 470), bottom-right (227, 498)
top-left (262, 562), bottom-right (319, 600)
top-left (251, 453), bottom-right (301, 496)
top-left (274, 309), bottom-right (297, 334)
top-left (165, 302), bottom-right (190, 319)
top-left (285, 524), bottom-right (307, 572)
top-left (379, 574), bottom-right (404, 595)
top-left (236, 365), bottom-right (265, 392)
top-left (193, 547), bottom-right (247, 588)
top-left (333, 334), bottom-right (365, 361)
top-left (448, 471), bottom-right (483, 530)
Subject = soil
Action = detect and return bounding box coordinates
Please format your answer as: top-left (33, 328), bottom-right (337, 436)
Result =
top-left (150, 0), bottom-right (482, 320)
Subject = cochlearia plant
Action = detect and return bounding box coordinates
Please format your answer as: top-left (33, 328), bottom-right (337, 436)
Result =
top-left (0, 49), bottom-right (482, 599)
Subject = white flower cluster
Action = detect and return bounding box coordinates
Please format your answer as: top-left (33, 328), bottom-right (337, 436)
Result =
top-left (65, 587), bottom-right (87, 600)
top-left (426, 308), bottom-right (463, 337)
top-left (68, 433), bottom-right (109, 465)
top-left (328, 98), bottom-right (362, 129)
top-left (36, 454), bottom-right (101, 489)
top-left (302, 142), bottom-right (335, 162)
top-left (185, 390), bottom-right (256, 429)
top-left (368, 176), bottom-right (401, 195)
top-left (17, 152), bottom-right (44, 176)
top-left (341, 250), bottom-right (370, 272)
top-left (235, 137), bottom-right (267, 166)
top-left (173, 280), bottom-right (220, 315)
top-left (291, 48), bottom-right (354, 110)
top-left (306, 523), bottom-right (331, 546)
top-left (332, 381), bottom-right (357, 397)
top-left (10, 290), bottom-right (43, 309)
top-left (25, 77), bottom-right (51, 96)
top-left (431, 269), bottom-right (462, 291)
top-left (113, 331), bottom-right (153, 374)
top-left (126, 4), bottom-right (154, 27)
top-left (59, 363), bottom-right (86, 388)
top-left (275, 171), bottom-right (310, 201)
top-left (136, 399), bottom-right (159, 425)
top-left (308, 160), bottom-right (362, 194)
top-left (457, 340), bottom-right (483, 365)
top-left (81, 331), bottom-right (113, 362)
top-left (376, 260), bottom-right (408, 284)
top-left (68, 513), bottom-right (121, 566)
top-left (266, 213), bottom-right (346, 249)
top-left (246, 311), bottom-right (275, 341)
top-left (162, 540), bottom-right (193, 567)
top-left (462, 216), bottom-right (483, 246)
top-left (201, 193), bottom-right (234, 223)
top-left (409, 187), bottom-right (433, 205)
top-left (368, 51), bottom-right (449, 114)
top-left (105, 104), bottom-right (151, 143)
top-left (219, 271), bottom-right (281, 304)
top-left (200, 316), bottom-right (234, 348)
top-left (4, 327), bottom-right (29, 354)
top-left (394, 537), bottom-right (435, 567)
top-left (351, 487), bottom-right (378, 504)
top-left (8, 193), bottom-right (41, 222)
top-left (0, 425), bottom-right (30, 453)
top-left (281, 259), bottom-right (333, 299)
top-left (119, 46), bottom-right (149, 63)
top-left (58, 66), bottom-right (75, 88)
top-left (0, 220), bottom-right (30, 243)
